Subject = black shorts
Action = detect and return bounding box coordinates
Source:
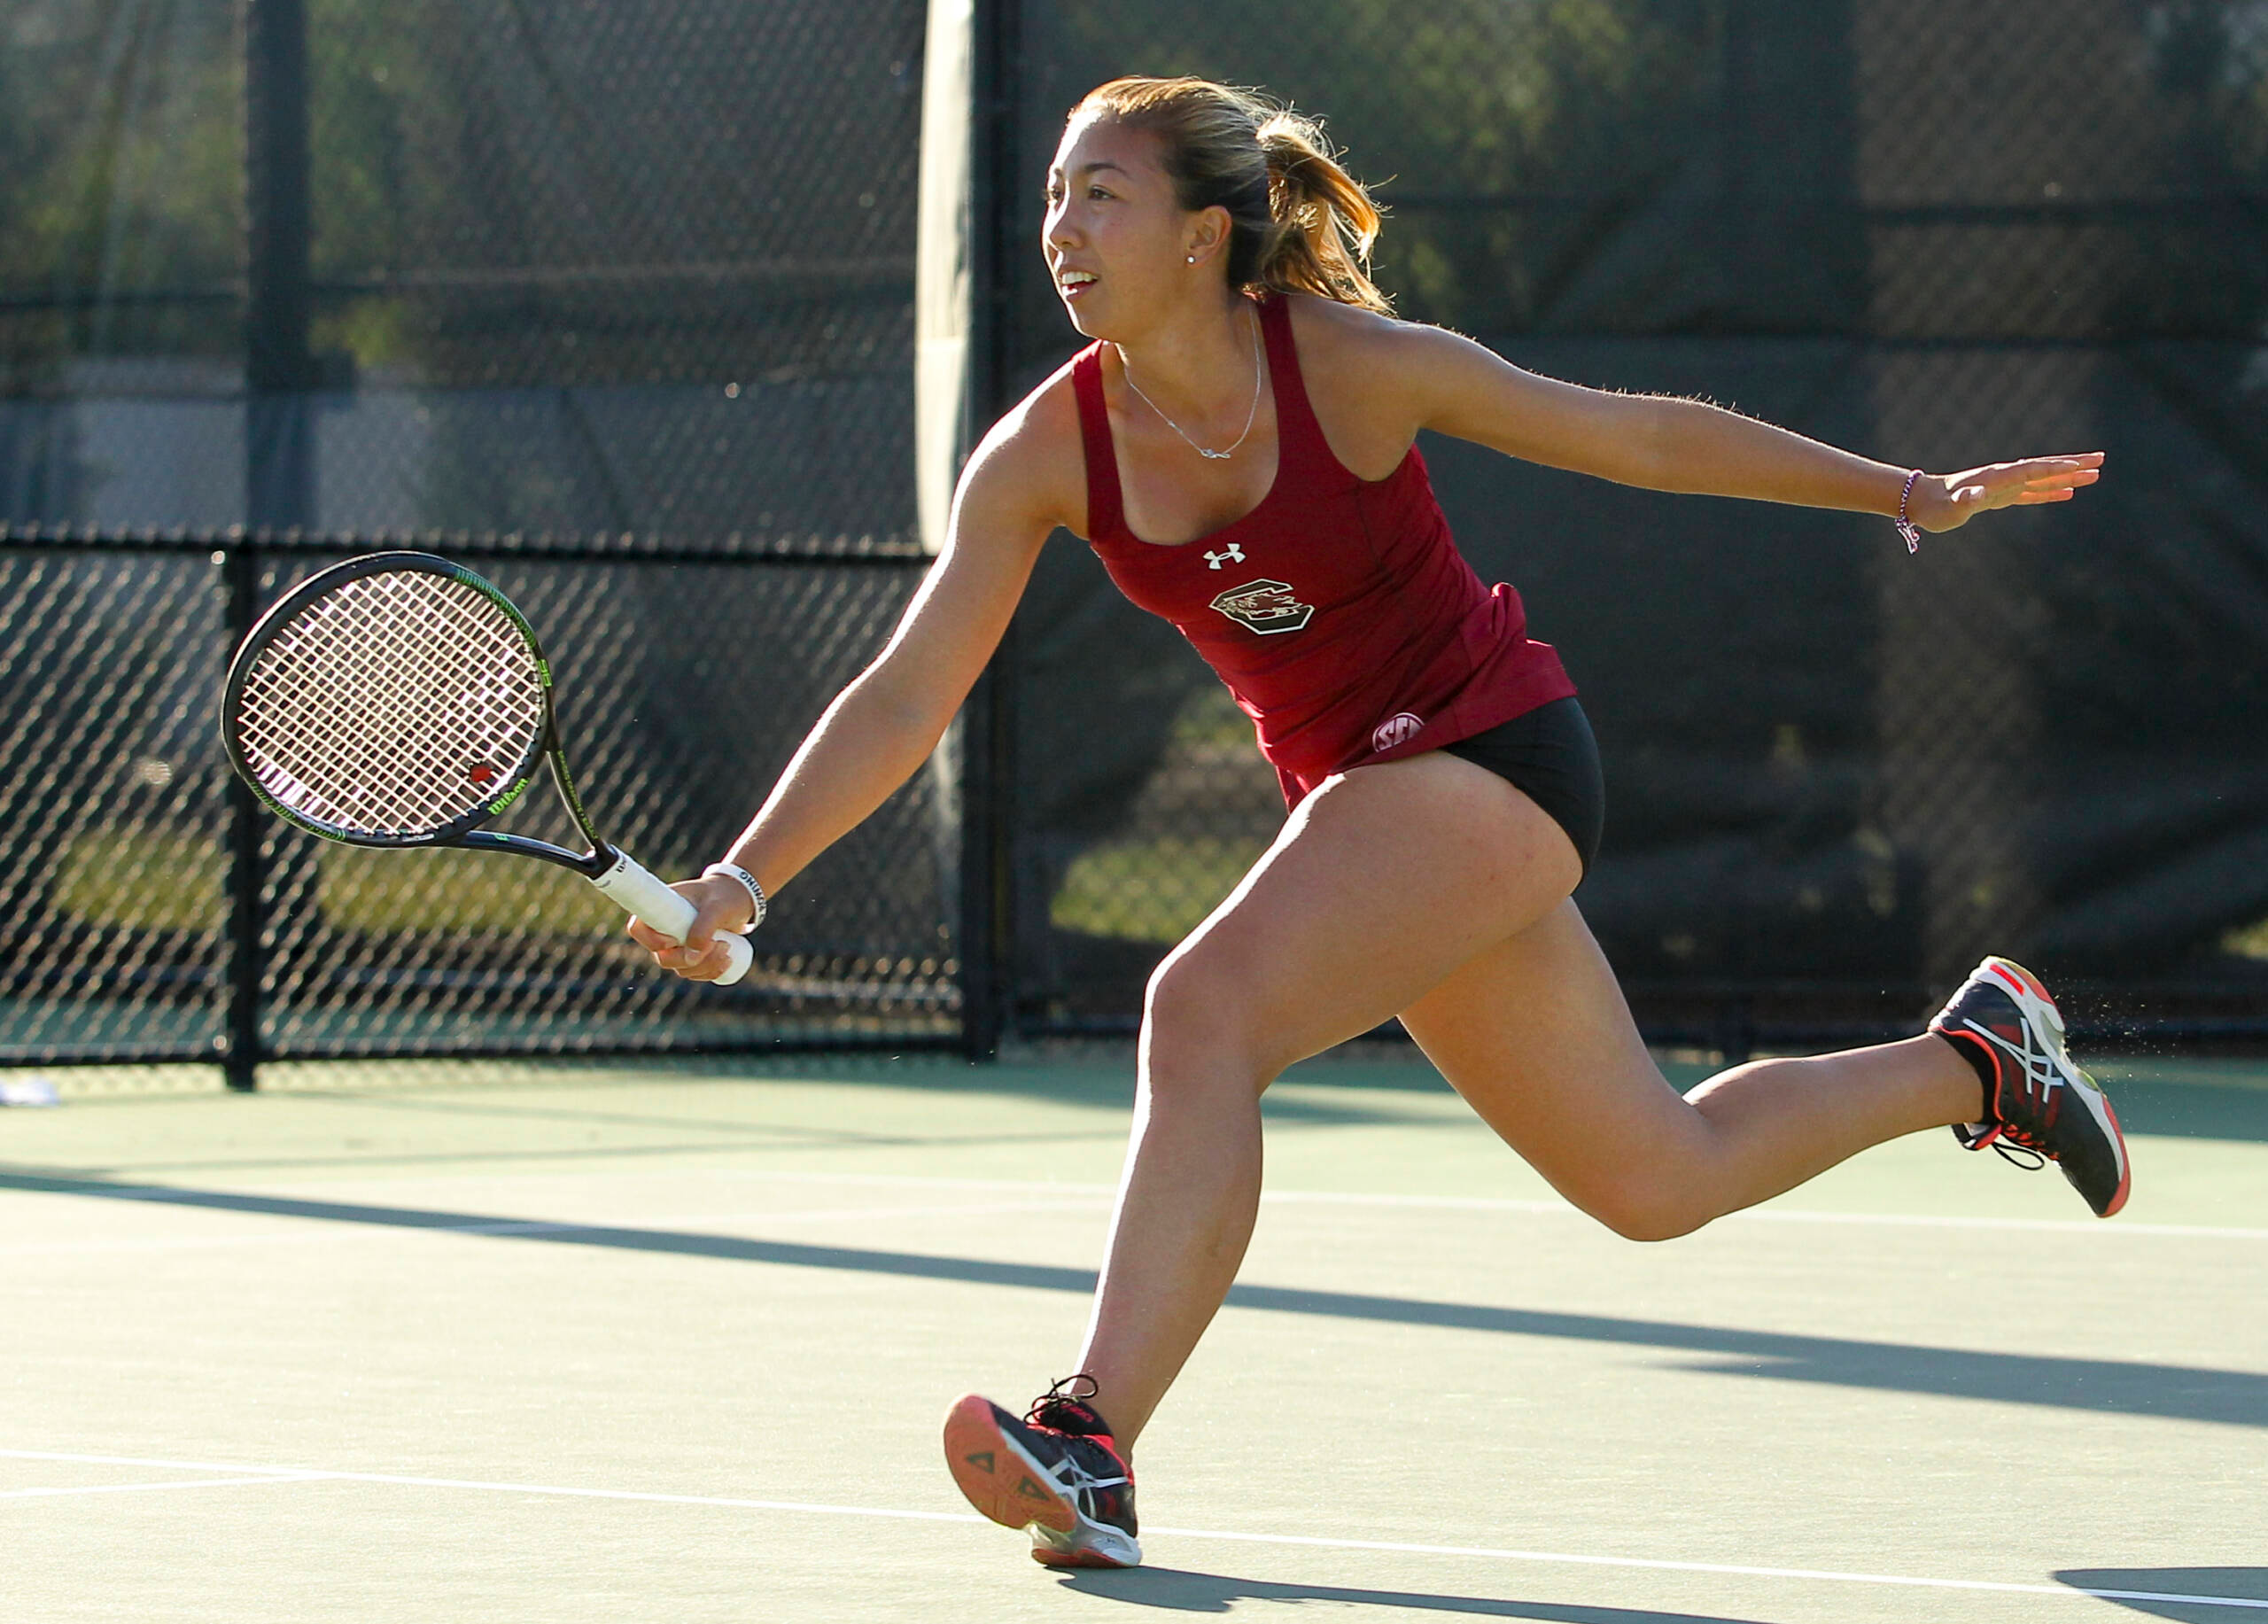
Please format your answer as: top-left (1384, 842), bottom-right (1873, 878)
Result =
top-left (1441, 697), bottom-right (1605, 876)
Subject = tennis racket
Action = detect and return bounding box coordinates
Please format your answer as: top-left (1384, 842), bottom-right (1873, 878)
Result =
top-left (221, 550), bottom-right (753, 984)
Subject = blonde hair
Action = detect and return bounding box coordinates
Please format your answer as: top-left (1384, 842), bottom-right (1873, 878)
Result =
top-left (1073, 76), bottom-right (1391, 314)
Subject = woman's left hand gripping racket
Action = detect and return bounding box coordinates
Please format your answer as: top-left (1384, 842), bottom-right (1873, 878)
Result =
top-left (221, 550), bottom-right (753, 984)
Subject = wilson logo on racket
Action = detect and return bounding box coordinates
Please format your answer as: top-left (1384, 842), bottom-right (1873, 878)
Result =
top-left (466, 759), bottom-right (526, 814)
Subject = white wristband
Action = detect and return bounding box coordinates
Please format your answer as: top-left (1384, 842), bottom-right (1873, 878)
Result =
top-left (700, 863), bottom-right (767, 934)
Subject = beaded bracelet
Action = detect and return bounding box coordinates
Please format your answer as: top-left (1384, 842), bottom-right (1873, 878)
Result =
top-left (1895, 470), bottom-right (1923, 554)
top-left (700, 862), bottom-right (768, 934)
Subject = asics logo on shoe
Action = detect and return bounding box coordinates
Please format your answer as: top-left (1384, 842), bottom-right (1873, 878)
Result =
top-left (1039, 1452), bottom-right (1130, 1510)
top-left (1959, 1014), bottom-right (2066, 1115)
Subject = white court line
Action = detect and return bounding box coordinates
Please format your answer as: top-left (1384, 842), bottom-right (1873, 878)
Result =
top-left (0, 1449), bottom-right (977, 1525)
top-left (6, 1449), bottom-right (2264, 1611)
top-left (1, 1474), bottom-right (322, 1500)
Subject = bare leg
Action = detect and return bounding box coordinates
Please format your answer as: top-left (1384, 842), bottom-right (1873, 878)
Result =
top-left (1074, 753), bottom-right (1584, 1449)
top-left (1680, 1035), bottom-right (1983, 1213)
top-left (1068, 1023), bottom-right (1265, 1453)
top-left (1068, 752), bottom-right (1981, 1450)
top-left (1399, 905), bottom-right (1981, 1239)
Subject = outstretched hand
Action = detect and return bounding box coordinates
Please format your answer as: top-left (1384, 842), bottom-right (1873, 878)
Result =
top-left (626, 874), bottom-right (754, 983)
top-left (1913, 451), bottom-right (2104, 534)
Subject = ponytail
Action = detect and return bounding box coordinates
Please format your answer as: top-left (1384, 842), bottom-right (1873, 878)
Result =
top-left (1074, 77), bottom-right (1393, 315)
top-left (1254, 113), bottom-right (1389, 313)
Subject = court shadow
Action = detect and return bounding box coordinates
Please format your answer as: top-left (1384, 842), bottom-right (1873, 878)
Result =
top-left (8, 1169), bottom-right (2266, 1431)
top-left (1057, 1566), bottom-right (1770, 1621)
top-left (2057, 1568), bottom-right (2268, 1622)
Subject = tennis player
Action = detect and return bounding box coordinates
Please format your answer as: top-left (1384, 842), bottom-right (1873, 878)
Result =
top-left (633, 76), bottom-right (2124, 1570)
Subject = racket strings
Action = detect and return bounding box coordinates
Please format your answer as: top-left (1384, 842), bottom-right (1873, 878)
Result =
top-left (235, 571), bottom-right (548, 839)
top-left (300, 591), bottom-right (511, 792)
top-left (278, 579), bottom-right (541, 818)
top-left (245, 584), bottom-right (539, 834)
top-left (243, 587), bottom-right (522, 828)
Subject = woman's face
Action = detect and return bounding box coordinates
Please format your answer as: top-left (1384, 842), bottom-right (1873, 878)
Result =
top-left (1043, 112), bottom-right (1222, 339)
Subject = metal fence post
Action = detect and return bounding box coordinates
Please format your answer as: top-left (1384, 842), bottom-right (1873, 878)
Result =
top-left (219, 541), bottom-right (265, 1091)
top-left (231, 0), bottom-right (314, 1089)
top-left (953, 0), bottom-right (1021, 1061)
top-left (245, 0), bottom-right (316, 514)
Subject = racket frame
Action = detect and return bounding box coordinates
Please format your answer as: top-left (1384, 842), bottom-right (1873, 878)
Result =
top-left (221, 550), bottom-right (752, 982)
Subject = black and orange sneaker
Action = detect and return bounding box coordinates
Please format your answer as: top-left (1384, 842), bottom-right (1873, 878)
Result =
top-left (1930, 956), bottom-right (2131, 1218)
top-left (943, 1376), bottom-right (1139, 1568)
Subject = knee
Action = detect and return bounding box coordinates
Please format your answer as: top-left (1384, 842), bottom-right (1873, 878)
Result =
top-left (1139, 951), bottom-right (1269, 1099)
top-left (1575, 1177), bottom-right (1711, 1244)
top-left (1143, 944), bottom-right (1243, 1044)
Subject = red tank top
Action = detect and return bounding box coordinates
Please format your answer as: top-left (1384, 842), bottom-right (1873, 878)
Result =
top-left (1072, 292), bottom-right (1576, 806)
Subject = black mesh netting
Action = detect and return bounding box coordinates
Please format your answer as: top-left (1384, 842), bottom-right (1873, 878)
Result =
top-left (247, 550), bottom-right (954, 1055)
top-left (0, 0), bottom-right (945, 1067)
top-left (1004, 0), bottom-right (2268, 1040)
top-left (0, 548), bottom-right (229, 1061)
top-left (0, 539), bottom-right (950, 1064)
top-left (2, 0), bottom-right (923, 547)
top-left (291, 0), bottom-right (925, 546)
top-left (8, 0), bottom-right (2268, 1062)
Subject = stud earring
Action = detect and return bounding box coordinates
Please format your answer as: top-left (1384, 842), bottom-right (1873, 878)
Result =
top-left (1186, 253), bottom-right (1197, 264)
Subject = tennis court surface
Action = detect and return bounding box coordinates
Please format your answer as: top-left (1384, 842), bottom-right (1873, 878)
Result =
top-left (4, 1049), bottom-right (2264, 1622)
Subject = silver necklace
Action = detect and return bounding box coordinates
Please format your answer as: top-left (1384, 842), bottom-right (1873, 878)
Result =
top-left (1115, 309), bottom-right (1262, 461)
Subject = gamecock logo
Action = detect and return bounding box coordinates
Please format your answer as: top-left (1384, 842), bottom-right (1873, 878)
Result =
top-left (1371, 712), bottom-right (1425, 751)
top-left (1208, 578), bottom-right (1314, 636)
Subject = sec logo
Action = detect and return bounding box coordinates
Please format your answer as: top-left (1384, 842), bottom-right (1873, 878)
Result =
top-left (1372, 712), bottom-right (1425, 751)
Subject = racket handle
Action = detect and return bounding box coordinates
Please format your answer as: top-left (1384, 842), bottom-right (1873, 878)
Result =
top-left (590, 850), bottom-right (754, 987)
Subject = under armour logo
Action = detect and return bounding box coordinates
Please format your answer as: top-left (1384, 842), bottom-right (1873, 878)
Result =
top-left (1203, 544), bottom-right (1245, 570)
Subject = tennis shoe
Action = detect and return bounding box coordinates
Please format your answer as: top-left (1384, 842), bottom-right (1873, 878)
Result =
top-left (1930, 956), bottom-right (2130, 1217)
top-left (943, 1376), bottom-right (1140, 1568)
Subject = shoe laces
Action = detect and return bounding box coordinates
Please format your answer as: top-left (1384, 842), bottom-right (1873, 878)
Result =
top-left (1991, 1134), bottom-right (2049, 1171)
top-left (1023, 1373), bottom-right (1130, 1503)
top-left (1027, 1372), bottom-right (1107, 1434)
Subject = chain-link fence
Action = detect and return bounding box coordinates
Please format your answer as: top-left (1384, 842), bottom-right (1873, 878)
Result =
top-left (1000, 0), bottom-right (2268, 1045)
top-left (7, 1), bottom-right (2267, 1068)
top-left (2, 0), bottom-right (924, 544)
top-left (0, 530), bottom-right (950, 1073)
top-left (1, 0), bottom-right (951, 1076)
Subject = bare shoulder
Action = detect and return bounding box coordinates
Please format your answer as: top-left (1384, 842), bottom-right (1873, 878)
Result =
top-left (1279, 292), bottom-right (1473, 471)
top-left (1278, 290), bottom-right (1425, 366)
top-left (955, 354), bottom-right (1090, 541)
top-left (1284, 291), bottom-right (1488, 394)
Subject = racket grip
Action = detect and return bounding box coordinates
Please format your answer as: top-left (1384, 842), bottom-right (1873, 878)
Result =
top-left (591, 850), bottom-right (755, 987)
